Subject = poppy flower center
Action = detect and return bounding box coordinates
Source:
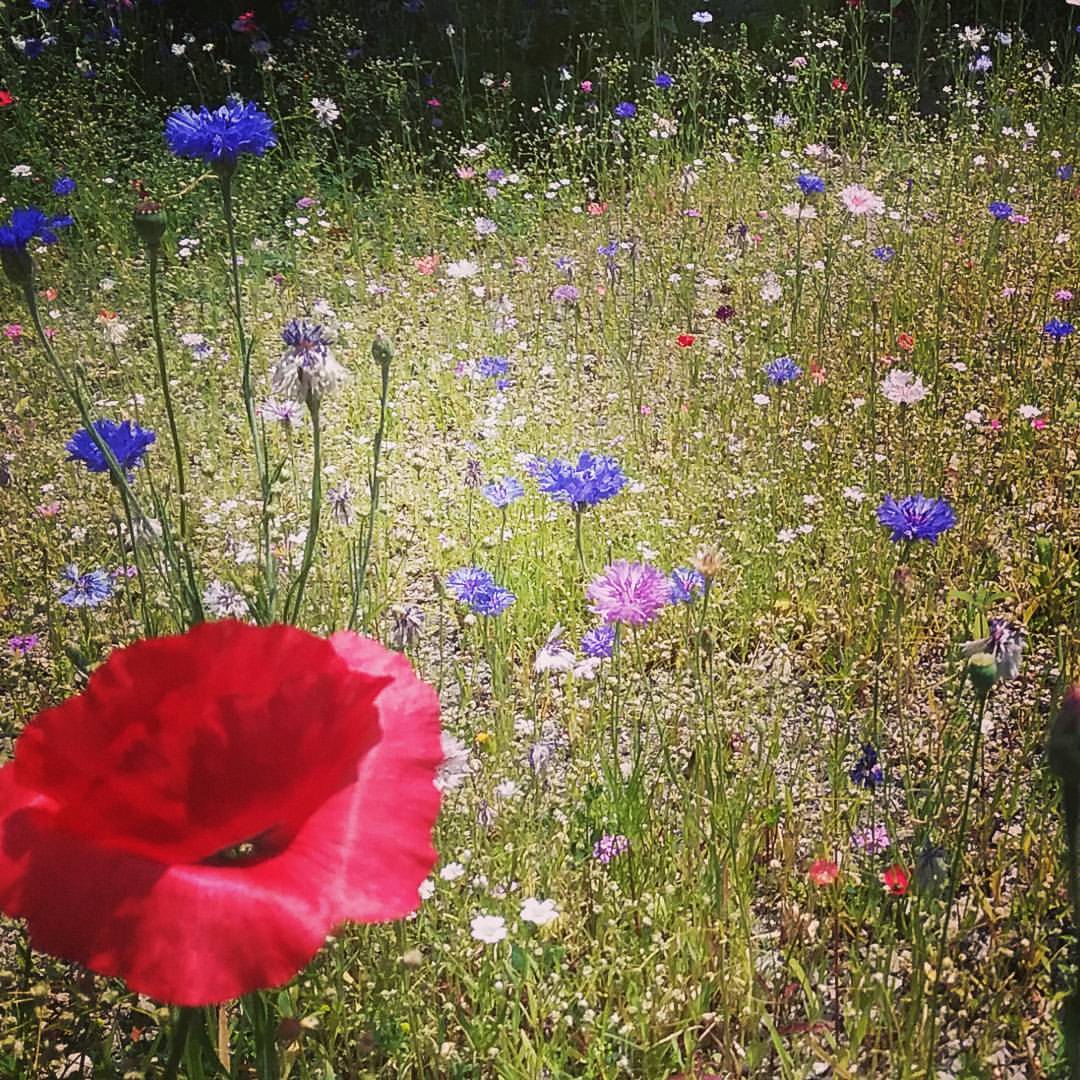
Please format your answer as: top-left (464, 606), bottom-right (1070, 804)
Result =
top-left (202, 827), bottom-right (284, 867)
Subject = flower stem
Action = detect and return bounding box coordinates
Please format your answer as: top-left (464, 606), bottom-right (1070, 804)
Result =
top-left (286, 399), bottom-right (321, 623)
top-left (164, 1007), bottom-right (198, 1080)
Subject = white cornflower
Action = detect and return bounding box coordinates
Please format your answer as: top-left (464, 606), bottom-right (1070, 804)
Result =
top-left (440, 862), bottom-right (466, 881)
top-left (311, 97), bottom-right (340, 127)
top-left (10, 164), bottom-right (32, 178)
top-left (271, 319), bottom-right (347, 405)
top-left (534, 625), bottom-right (576, 674)
top-left (880, 369), bottom-right (928, 405)
top-left (435, 732), bottom-right (471, 792)
top-left (474, 216), bottom-right (498, 236)
top-left (445, 259), bottom-right (480, 279)
top-left (202, 580), bottom-right (248, 619)
top-left (691, 10), bottom-right (713, 23)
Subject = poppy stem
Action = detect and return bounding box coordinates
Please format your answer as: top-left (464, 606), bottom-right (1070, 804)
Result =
top-left (164, 1007), bottom-right (197, 1080)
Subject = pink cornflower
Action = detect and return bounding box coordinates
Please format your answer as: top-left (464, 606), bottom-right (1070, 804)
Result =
top-left (580, 80), bottom-right (593, 93)
top-left (1055, 289), bottom-right (1074, 302)
top-left (3, 323), bottom-right (22, 340)
top-left (415, 254), bottom-right (440, 275)
top-left (586, 561), bottom-right (669, 626)
top-left (1032, 417), bottom-right (1048, 430)
top-left (839, 184), bottom-right (885, 216)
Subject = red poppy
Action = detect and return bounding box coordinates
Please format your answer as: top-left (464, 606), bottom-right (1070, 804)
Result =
top-left (0, 90), bottom-right (13, 109)
top-left (231, 10), bottom-right (258, 33)
top-left (808, 859), bottom-right (839, 886)
top-left (0, 620), bottom-right (442, 1005)
top-left (897, 332), bottom-right (915, 351)
top-left (831, 78), bottom-right (848, 92)
top-left (881, 863), bottom-right (909, 896)
top-left (676, 334), bottom-right (695, 348)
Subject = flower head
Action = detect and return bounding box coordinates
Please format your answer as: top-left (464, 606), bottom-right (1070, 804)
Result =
top-left (272, 319), bottom-right (346, 406)
top-left (520, 897), bottom-right (559, 925)
top-left (58, 565), bottom-right (112, 608)
top-left (580, 624), bottom-right (616, 658)
top-left (445, 567), bottom-right (515, 616)
top-left (808, 859), bottom-right (839, 886)
top-left (66, 419), bottom-right (156, 478)
top-left (592, 833), bottom-right (629, 863)
top-left (533, 451), bottom-right (627, 511)
top-left (482, 476), bottom-right (524, 508)
top-left (668, 567), bottom-right (705, 604)
top-left (164, 100), bottom-right (277, 171)
top-left (876, 494), bottom-right (956, 544)
top-left (470, 914), bottom-right (507, 943)
top-left (796, 173), bottom-right (825, 196)
top-left (839, 184), bottom-right (884, 216)
top-left (850, 743), bottom-right (884, 789)
top-left (0, 621), bottom-right (441, 1004)
top-left (587, 561), bottom-right (669, 626)
top-left (988, 201), bottom-right (1013, 220)
top-left (881, 864), bottom-right (910, 897)
top-left (880, 369), bottom-right (928, 405)
top-left (1043, 318), bottom-right (1075, 341)
top-left (52, 176), bottom-right (76, 197)
top-left (0, 206), bottom-right (72, 250)
top-left (764, 356), bottom-right (802, 384)
top-left (613, 101), bottom-right (637, 119)
top-left (872, 245), bottom-right (895, 262)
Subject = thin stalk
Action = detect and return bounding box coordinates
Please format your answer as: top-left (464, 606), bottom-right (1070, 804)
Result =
top-left (286, 399), bottom-right (321, 623)
top-left (164, 1007), bottom-right (198, 1080)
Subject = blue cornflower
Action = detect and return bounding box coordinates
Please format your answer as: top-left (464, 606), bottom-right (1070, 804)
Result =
top-left (445, 566), bottom-right (515, 615)
top-left (164, 100), bottom-right (277, 170)
top-left (23, 37), bottom-right (45, 59)
top-left (871, 245), bottom-right (895, 262)
top-left (668, 567), bottom-right (705, 604)
top-left (31, 0), bottom-right (51, 8)
top-left (764, 357), bottom-right (802, 384)
top-left (482, 476), bottom-right (524, 508)
top-left (52, 176), bottom-right (76, 197)
top-left (654, 72), bottom-right (673, 89)
top-left (59, 565), bottom-right (113, 608)
top-left (471, 584), bottom-right (515, 616)
top-left (534, 451), bottom-right (628, 510)
top-left (581, 624), bottom-right (616, 658)
top-left (796, 173), bottom-right (825, 197)
top-left (969, 54), bottom-right (992, 73)
top-left (1057, 165), bottom-right (1074, 181)
top-left (613, 101), bottom-right (637, 119)
top-left (988, 200), bottom-right (1013, 220)
top-left (0, 206), bottom-right (73, 250)
top-left (1043, 318), bottom-right (1075, 341)
top-left (876, 494), bottom-right (957, 544)
top-left (66, 419), bottom-right (156, 477)
top-left (597, 240), bottom-right (619, 258)
top-left (477, 355), bottom-right (510, 379)
top-left (850, 744), bottom-right (884, 789)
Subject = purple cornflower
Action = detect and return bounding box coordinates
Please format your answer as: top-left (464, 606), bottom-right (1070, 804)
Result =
top-left (988, 200), bottom-right (1013, 220)
top-left (464, 458), bottom-right (483, 489)
top-left (552, 283), bottom-right (580, 304)
top-left (796, 173), bottom-right (825, 196)
top-left (8, 633), bottom-right (41, 656)
top-left (613, 101), bottom-right (637, 119)
top-left (850, 743), bottom-right (884, 789)
top-left (58, 565), bottom-right (112, 608)
top-left (851, 824), bottom-right (890, 855)
top-left (587, 561), bottom-right (669, 626)
top-left (715, 304), bottom-right (736, 322)
top-left (66, 419), bottom-right (156, 477)
top-left (592, 833), bottom-right (629, 863)
top-left (1043, 318), bottom-right (1074, 341)
top-left (164, 100), bottom-right (277, 169)
top-left (581, 624), bottom-right (616, 658)
top-left (597, 240), bottom-right (619, 258)
top-left (482, 476), bottom-right (524, 508)
top-left (871, 245), bottom-right (895, 262)
top-left (1057, 165), bottom-right (1074, 181)
top-left (764, 356), bottom-right (802, 384)
top-left (876, 494), bottom-right (956, 544)
top-left (668, 567), bottom-right (705, 604)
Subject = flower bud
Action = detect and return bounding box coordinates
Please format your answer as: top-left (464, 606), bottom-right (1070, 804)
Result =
top-left (372, 330), bottom-right (394, 371)
top-left (967, 651), bottom-right (998, 696)
top-left (1048, 685), bottom-right (1080, 787)
top-left (692, 545), bottom-right (721, 580)
top-left (132, 200), bottom-right (167, 250)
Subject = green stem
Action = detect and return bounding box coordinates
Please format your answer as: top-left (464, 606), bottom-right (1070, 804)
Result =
top-left (286, 399), bottom-right (321, 623)
top-left (164, 1007), bottom-right (198, 1080)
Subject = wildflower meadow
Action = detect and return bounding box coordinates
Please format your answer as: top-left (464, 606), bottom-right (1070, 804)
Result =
top-left (2, 0), bottom-right (1080, 1076)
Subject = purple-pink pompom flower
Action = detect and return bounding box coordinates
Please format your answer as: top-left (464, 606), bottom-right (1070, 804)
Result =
top-left (586, 561), bottom-right (669, 626)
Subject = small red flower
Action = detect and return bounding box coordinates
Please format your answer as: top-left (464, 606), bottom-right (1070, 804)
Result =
top-left (831, 78), bottom-right (848, 92)
top-left (0, 621), bottom-right (442, 1004)
top-left (676, 334), bottom-right (695, 348)
top-left (586, 201), bottom-right (608, 215)
top-left (881, 863), bottom-right (909, 896)
top-left (809, 859), bottom-right (839, 886)
top-left (231, 10), bottom-right (258, 33)
top-left (0, 90), bottom-right (13, 109)
top-left (897, 332), bottom-right (915, 352)
top-left (809, 360), bottom-right (826, 384)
